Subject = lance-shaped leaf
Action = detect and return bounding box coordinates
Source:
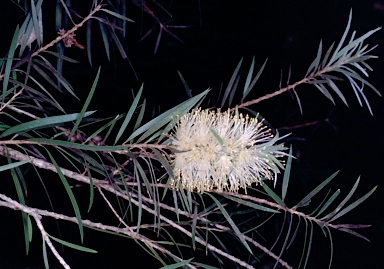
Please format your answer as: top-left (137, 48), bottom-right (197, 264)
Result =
top-left (0, 160), bottom-right (30, 172)
top-left (315, 189), bottom-right (340, 218)
top-left (206, 193), bottom-right (252, 253)
top-left (46, 149), bottom-right (84, 242)
top-left (3, 26), bottom-right (19, 102)
top-left (223, 195), bottom-right (279, 213)
top-left (69, 67), bottom-right (101, 140)
top-left (115, 85), bottom-right (143, 145)
top-left (177, 70), bottom-right (192, 99)
top-left (305, 39), bottom-right (322, 77)
top-left (321, 177), bottom-right (360, 221)
top-left (222, 58), bottom-right (242, 107)
top-left (2, 111), bottom-right (96, 137)
top-left (5, 151), bottom-right (30, 255)
top-left (48, 234), bottom-right (97, 253)
top-left (159, 258), bottom-right (193, 269)
top-left (261, 181), bottom-right (285, 207)
top-left (328, 185), bottom-right (377, 223)
top-left (242, 57), bottom-right (267, 102)
top-left (127, 89), bottom-right (209, 143)
top-left (282, 145), bottom-right (293, 201)
top-left (294, 171), bottom-right (339, 209)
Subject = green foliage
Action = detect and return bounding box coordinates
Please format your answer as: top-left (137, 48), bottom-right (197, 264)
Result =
top-left (0, 2), bottom-right (380, 269)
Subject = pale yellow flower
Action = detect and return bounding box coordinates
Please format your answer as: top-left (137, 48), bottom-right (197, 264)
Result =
top-left (169, 109), bottom-right (286, 193)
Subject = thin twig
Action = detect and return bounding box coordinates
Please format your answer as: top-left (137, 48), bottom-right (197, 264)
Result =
top-left (0, 4), bottom-right (102, 81)
top-left (97, 187), bottom-right (131, 230)
top-left (0, 194), bottom-right (71, 269)
top-left (0, 193), bottom-right (198, 269)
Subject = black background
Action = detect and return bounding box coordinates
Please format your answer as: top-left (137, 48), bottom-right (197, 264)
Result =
top-left (0, 1), bottom-right (384, 268)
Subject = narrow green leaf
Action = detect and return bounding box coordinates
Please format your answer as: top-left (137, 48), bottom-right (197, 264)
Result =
top-left (84, 160), bottom-right (94, 213)
top-left (159, 258), bottom-right (193, 269)
top-left (243, 56), bottom-right (254, 96)
top-left (152, 149), bottom-right (174, 185)
top-left (133, 99), bottom-right (146, 132)
top-left (48, 234), bottom-right (97, 253)
top-left (303, 221), bottom-right (313, 269)
top-left (305, 39), bottom-right (322, 77)
top-left (222, 58), bottom-right (242, 107)
top-left (316, 189), bottom-right (340, 218)
top-left (242, 58), bottom-right (268, 102)
top-left (287, 216), bottom-right (301, 249)
top-left (323, 177), bottom-right (360, 220)
top-left (177, 185), bottom-right (192, 213)
top-left (192, 262), bottom-right (220, 269)
top-left (98, 20), bottom-right (110, 61)
top-left (172, 188), bottom-right (180, 222)
top-left (34, 58), bottom-right (79, 99)
top-left (43, 50), bottom-right (79, 63)
top-left (295, 171), bottom-right (339, 209)
top-left (261, 181), bottom-right (285, 207)
top-left (337, 228), bottom-right (370, 242)
top-left (0, 160), bottom-right (30, 172)
top-left (275, 213), bottom-right (293, 267)
top-left (86, 20), bottom-right (93, 67)
top-left (42, 239), bottom-right (49, 269)
top-left (115, 85), bottom-right (143, 145)
top-left (339, 66), bottom-right (381, 96)
top-left (299, 218), bottom-right (308, 268)
top-left (133, 161), bottom-right (143, 234)
top-left (134, 158), bottom-right (154, 199)
top-left (69, 67), bottom-right (101, 140)
top-left (2, 111), bottom-right (95, 137)
top-left (328, 10), bottom-right (352, 66)
top-left (18, 12), bottom-right (33, 56)
top-left (206, 193), bottom-right (252, 253)
top-left (109, 25), bottom-right (128, 59)
top-left (5, 150), bottom-right (29, 254)
top-left (224, 195), bottom-right (280, 213)
top-left (46, 149), bottom-right (84, 243)
top-left (321, 42), bottom-right (335, 68)
top-left (88, 114), bottom-right (125, 143)
top-left (127, 89), bottom-right (209, 143)
top-left (310, 189), bottom-right (332, 216)
top-left (327, 79), bottom-right (348, 106)
top-left (210, 128), bottom-right (224, 146)
top-left (228, 74), bottom-right (240, 106)
top-left (31, 62), bottom-right (64, 93)
top-left (3, 26), bottom-right (19, 102)
top-left (30, 0), bottom-right (43, 46)
top-left (191, 204), bottom-right (198, 251)
top-left (10, 78), bottom-right (65, 112)
top-left (314, 83), bottom-right (335, 104)
top-left (329, 185), bottom-right (377, 222)
top-left (282, 145), bottom-right (293, 201)
top-left (158, 228), bottom-right (185, 257)
top-left (333, 27), bottom-right (381, 63)
top-left (100, 8), bottom-right (135, 22)
top-left (27, 215), bottom-right (33, 242)
top-left (325, 226), bottom-right (334, 269)
top-left (177, 70), bottom-right (192, 98)
top-left (27, 138), bottom-right (128, 151)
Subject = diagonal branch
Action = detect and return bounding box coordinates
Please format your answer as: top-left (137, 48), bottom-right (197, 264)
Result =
top-left (0, 144), bottom-right (292, 269)
top-left (0, 193), bottom-right (70, 269)
top-left (0, 193), bottom-right (197, 269)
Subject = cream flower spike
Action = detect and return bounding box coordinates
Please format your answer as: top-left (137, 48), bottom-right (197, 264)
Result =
top-left (169, 108), bottom-right (287, 193)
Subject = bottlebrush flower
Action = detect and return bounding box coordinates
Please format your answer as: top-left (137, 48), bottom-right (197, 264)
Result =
top-left (169, 109), bottom-right (287, 193)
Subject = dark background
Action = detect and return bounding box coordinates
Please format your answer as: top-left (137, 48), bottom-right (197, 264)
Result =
top-left (0, 0), bottom-right (384, 268)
